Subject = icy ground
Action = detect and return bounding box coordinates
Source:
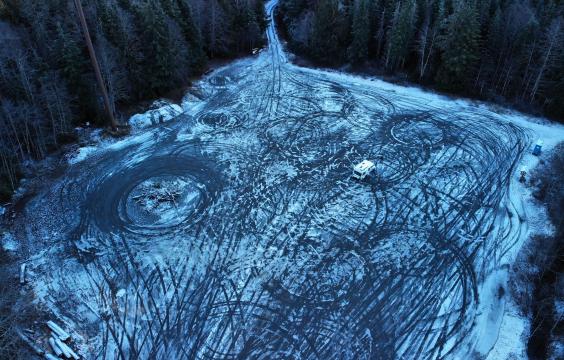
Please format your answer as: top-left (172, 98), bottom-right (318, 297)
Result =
top-left (8, 1), bottom-right (564, 359)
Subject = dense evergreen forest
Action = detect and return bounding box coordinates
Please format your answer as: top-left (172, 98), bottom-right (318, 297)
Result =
top-left (0, 0), bottom-right (266, 202)
top-left (278, 0), bottom-right (564, 120)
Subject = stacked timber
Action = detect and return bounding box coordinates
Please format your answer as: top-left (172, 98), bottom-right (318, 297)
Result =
top-left (44, 320), bottom-right (81, 359)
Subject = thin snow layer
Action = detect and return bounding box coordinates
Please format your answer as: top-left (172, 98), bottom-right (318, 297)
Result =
top-left (10, 0), bottom-right (564, 359)
top-left (485, 296), bottom-right (529, 360)
top-left (66, 129), bottom-right (159, 166)
top-left (454, 269), bottom-right (529, 360)
top-left (128, 101), bottom-right (182, 129)
top-left (68, 145), bottom-right (99, 165)
top-left (1, 231), bottom-right (18, 252)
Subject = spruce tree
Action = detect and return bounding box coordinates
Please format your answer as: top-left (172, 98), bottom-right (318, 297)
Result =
top-left (348, 0), bottom-right (371, 64)
top-left (385, 0), bottom-right (417, 70)
top-left (176, 0), bottom-right (207, 71)
top-left (231, 2), bottom-right (255, 53)
top-left (97, 0), bottom-right (126, 48)
top-left (545, 56), bottom-right (564, 119)
top-left (281, 0), bottom-right (307, 21)
top-left (55, 22), bottom-right (99, 123)
top-left (254, 0), bottom-right (268, 32)
top-left (436, 1), bottom-right (481, 92)
top-left (137, 1), bottom-right (177, 96)
top-left (56, 22), bottom-right (85, 92)
top-left (311, 0), bottom-right (345, 64)
top-left (116, 0), bottom-right (131, 11)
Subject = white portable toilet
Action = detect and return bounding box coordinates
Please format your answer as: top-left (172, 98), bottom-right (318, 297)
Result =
top-left (352, 160), bottom-right (376, 180)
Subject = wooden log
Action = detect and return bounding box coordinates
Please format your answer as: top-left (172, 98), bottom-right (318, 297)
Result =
top-left (49, 337), bottom-right (64, 357)
top-left (57, 340), bottom-right (80, 360)
top-left (55, 338), bottom-right (79, 360)
top-left (46, 321), bottom-right (70, 341)
top-left (16, 329), bottom-right (44, 356)
top-left (68, 346), bottom-right (80, 360)
top-left (19, 263), bottom-right (26, 284)
top-left (54, 338), bottom-right (71, 358)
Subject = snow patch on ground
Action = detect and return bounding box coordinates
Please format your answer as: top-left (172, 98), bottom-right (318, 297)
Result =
top-left (455, 270), bottom-right (530, 360)
top-left (129, 100), bottom-right (183, 129)
top-left (485, 297), bottom-right (529, 360)
top-left (66, 127), bottom-right (158, 167)
top-left (181, 92), bottom-right (206, 116)
top-left (1, 231), bottom-right (18, 252)
top-left (473, 270), bottom-right (509, 356)
top-left (68, 145), bottom-right (99, 165)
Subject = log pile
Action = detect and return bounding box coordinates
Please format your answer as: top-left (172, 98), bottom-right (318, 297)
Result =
top-left (45, 320), bottom-right (80, 359)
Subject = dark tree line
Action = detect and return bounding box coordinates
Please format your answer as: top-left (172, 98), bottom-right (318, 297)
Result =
top-left (0, 0), bottom-right (267, 202)
top-left (278, 0), bottom-right (564, 120)
top-left (512, 143), bottom-right (564, 359)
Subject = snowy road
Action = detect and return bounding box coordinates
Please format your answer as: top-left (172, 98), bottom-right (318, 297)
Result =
top-left (11, 1), bottom-right (561, 359)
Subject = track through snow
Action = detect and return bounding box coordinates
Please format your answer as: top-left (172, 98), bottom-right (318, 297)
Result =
top-left (12, 1), bottom-right (564, 359)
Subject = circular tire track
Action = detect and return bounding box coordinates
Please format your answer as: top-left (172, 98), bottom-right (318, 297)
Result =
top-left (85, 155), bottom-right (223, 236)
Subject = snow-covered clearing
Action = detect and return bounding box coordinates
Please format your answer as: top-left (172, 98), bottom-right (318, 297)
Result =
top-left (6, 0), bottom-right (564, 358)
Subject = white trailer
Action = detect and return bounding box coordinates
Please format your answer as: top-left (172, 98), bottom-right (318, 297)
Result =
top-left (352, 160), bottom-right (376, 180)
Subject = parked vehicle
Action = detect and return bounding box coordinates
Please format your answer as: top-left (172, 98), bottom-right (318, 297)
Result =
top-left (352, 160), bottom-right (376, 180)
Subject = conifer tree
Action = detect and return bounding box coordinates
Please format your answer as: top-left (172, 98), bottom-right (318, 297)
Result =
top-left (436, 1), bottom-right (481, 91)
top-left (348, 0), bottom-right (371, 64)
top-left (231, 2), bottom-right (256, 53)
top-left (311, 0), bottom-right (344, 64)
top-left (116, 0), bottom-right (131, 11)
top-left (137, 1), bottom-right (177, 95)
top-left (55, 22), bottom-right (99, 122)
top-left (385, 0), bottom-right (417, 70)
top-left (56, 23), bottom-right (86, 93)
top-left (254, 0), bottom-right (268, 32)
top-left (417, 0), bottom-right (441, 79)
top-left (176, 0), bottom-right (207, 70)
top-left (97, 0), bottom-right (126, 47)
top-left (280, 0), bottom-right (306, 21)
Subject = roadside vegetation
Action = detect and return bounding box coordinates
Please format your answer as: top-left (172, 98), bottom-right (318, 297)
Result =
top-left (0, 248), bottom-right (31, 359)
top-left (277, 0), bottom-right (563, 122)
top-left (0, 0), bottom-right (267, 202)
top-left (511, 142), bottom-right (564, 359)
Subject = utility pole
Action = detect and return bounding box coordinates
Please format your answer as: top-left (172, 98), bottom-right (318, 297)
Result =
top-left (73, 0), bottom-right (118, 130)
